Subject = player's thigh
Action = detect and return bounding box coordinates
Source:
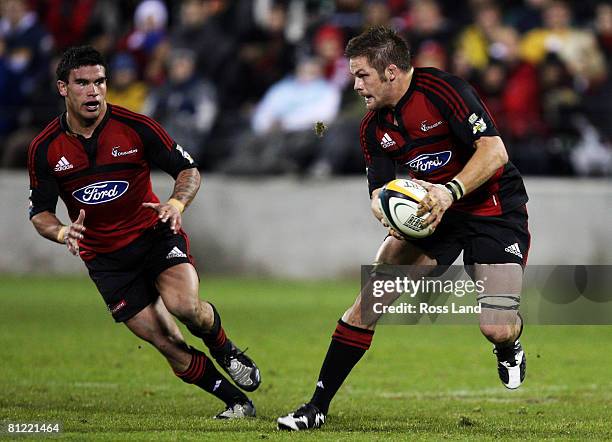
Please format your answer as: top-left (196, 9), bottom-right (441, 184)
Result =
top-left (155, 263), bottom-right (199, 298)
top-left (144, 223), bottom-right (200, 314)
top-left (155, 263), bottom-right (200, 315)
top-left (374, 235), bottom-right (438, 266)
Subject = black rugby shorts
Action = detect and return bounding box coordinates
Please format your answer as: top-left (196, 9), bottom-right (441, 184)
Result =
top-left (85, 222), bottom-right (194, 322)
top-left (409, 205), bottom-right (530, 266)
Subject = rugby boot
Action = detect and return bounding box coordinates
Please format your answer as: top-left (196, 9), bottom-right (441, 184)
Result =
top-left (494, 339), bottom-right (526, 389)
top-left (214, 399), bottom-right (256, 419)
top-left (212, 341), bottom-right (261, 392)
top-left (277, 403), bottom-right (326, 431)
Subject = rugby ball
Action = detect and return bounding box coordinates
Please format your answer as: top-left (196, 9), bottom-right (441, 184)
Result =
top-left (378, 179), bottom-right (434, 239)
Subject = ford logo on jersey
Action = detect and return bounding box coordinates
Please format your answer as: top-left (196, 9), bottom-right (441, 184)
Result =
top-left (407, 151), bottom-right (452, 173)
top-left (72, 181), bottom-right (129, 204)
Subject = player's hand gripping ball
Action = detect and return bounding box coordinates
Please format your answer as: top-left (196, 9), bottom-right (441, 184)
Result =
top-left (378, 179), bottom-right (435, 239)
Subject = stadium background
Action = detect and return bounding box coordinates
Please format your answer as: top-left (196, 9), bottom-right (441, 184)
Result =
top-left (1, 0), bottom-right (611, 439)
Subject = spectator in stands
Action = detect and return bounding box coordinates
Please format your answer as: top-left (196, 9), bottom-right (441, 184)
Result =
top-left (106, 52), bottom-right (148, 113)
top-left (41, 0), bottom-right (121, 51)
top-left (1, 0), bottom-right (610, 177)
top-left (579, 4), bottom-right (612, 149)
top-left (493, 27), bottom-right (545, 144)
top-left (313, 24), bottom-right (350, 90)
top-left (413, 40), bottom-right (447, 70)
top-left (168, 0), bottom-right (237, 94)
top-left (0, 0), bottom-right (53, 139)
top-left (221, 56), bottom-right (341, 175)
top-left (594, 3), bottom-right (612, 65)
top-left (456, 1), bottom-right (505, 70)
top-left (118, 0), bottom-right (169, 85)
top-left (507, 0), bottom-right (547, 33)
top-left (0, 36), bottom-right (21, 138)
top-left (363, 0), bottom-right (393, 29)
top-left (403, 0), bottom-right (455, 61)
top-left (538, 53), bottom-right (582, 174)
top-left (143, 48), bottom-right (218, 164)
top-left (326, 0), bottom-right (364, 38)
top-left (232, 1), bottom-right (296, 109)
top-left (1, 54), bottom-right (63, 168)
top-left (520, 0), bottom-right (606, 89)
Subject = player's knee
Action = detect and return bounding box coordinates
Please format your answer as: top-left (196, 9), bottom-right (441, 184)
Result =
top-left (164, 294), bottom-right (200, 323)
top-left (341, 306), bottom-right (360, 327)
top-left (342, 299), bottom-right (376, 330)
top-left (479, 323), bottom-right (515, 344)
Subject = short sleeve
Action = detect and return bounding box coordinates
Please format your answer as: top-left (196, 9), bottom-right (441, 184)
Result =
top-left (422, 71), bottom-right (500, 147)
top-left (135, 115), bottom-right (198, 177)
top-left (28, 142), bottom-right (59, 219)
top-left (361, 114), bottom-right (395, 196)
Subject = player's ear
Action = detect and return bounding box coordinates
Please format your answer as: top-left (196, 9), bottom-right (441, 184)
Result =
top-left (386, 64), bottom-right (397, 81)
top-left (57, 80), bottom-right (67, 97)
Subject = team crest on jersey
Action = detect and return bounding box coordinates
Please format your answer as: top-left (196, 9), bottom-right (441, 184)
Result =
top-left (468, 113), bottom-right (487, 134)
top-left (72, 181), bottom-right (129, 204)
top-left (407, 151), bottom-right (452, 173)
top-left (112, 145), bottom-right (139, 157)
top-left (420, 120), bottom-right (444, 132)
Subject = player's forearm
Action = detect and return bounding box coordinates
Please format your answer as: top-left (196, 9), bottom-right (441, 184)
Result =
top-left (454, 136), bottom-right (508, 196)
top-left (370, 188), bottom-right (384, 221)
top-left (169, 168), bottom-right (201, 209)
top-left (31, 211), bottom-right (66, 244)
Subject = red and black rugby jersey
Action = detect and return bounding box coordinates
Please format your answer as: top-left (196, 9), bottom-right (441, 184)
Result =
top-left (360, 67), bottom-right (528, 216)
top-left (27, 104), bottom-right (197, 260)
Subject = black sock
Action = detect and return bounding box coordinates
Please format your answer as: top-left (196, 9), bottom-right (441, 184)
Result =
top-left (310, 319), bottom-right (374, 414)
top-left (174, 348), bottom-right (247, 406)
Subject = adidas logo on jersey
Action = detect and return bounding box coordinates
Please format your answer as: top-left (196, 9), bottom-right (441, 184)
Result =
top-left (166, 246), bottom-right (187, 259)
top-left (380, 133), bottom-right (396, 149)
top-left (504, 243), bottom-right (523, 259)
top-left (54, 156), bottom-right (74, 172)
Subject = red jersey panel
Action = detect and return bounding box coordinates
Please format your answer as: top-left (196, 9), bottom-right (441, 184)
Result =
top-left (360, 67), bottom-right (528, 216)
top-left (28, 104), bottom-right (197, 260)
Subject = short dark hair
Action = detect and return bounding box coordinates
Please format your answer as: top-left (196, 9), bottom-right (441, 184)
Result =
top-left (56, 46), bottom-right (107, 82)
top-left (345, 26), bottom-right (411, 78)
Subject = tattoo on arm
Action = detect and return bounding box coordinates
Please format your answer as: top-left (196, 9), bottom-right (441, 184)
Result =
top-left (170, 168), bottom-right (201, 208)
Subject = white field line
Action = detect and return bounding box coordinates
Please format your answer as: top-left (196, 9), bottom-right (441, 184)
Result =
top-left (9, 379), bottom-right (173, 391)
top-left (362, 383), bottom-right (610, 400)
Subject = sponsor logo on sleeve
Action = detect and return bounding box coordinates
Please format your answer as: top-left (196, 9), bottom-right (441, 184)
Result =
top-left (72, 181), bottom-right (129, 204)
top-left (468, 113), bottom-right (487, 134)
top-left (407, 151), bottom-right (452, 173)
top-left (175, 144), bottom-right (194, 164)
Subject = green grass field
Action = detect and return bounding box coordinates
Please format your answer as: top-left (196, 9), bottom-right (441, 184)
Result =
top-left (1, 275), bottom-right (611, 440)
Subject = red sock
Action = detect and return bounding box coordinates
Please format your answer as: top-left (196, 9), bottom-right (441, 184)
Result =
top-left (174, 348), bottom-right (246, 406)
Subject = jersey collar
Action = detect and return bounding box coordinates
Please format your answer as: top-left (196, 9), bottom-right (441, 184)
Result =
top-left (376, 67), bottom-right (418, 131)
top-left (60, 104), bottom-right (111, 140)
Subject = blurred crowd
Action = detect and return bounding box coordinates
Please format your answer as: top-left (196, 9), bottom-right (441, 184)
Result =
top-left (1, 0), bottom-right (611, 176)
